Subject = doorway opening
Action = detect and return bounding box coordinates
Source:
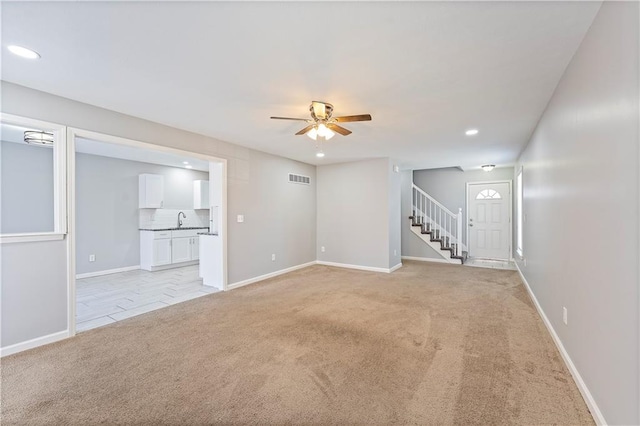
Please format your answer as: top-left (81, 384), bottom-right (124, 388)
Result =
top-left (466, 181), bottom-right (512, 263)
top-left (69, 130), bottom-right (226, 333)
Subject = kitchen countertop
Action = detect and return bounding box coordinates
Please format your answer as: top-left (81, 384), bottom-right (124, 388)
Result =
top-left (198, 232), bottom-right (219, 236)
top-left (139, 227), bottom-right (209, 231)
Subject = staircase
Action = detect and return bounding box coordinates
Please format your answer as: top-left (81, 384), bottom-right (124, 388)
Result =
top-left (409, 184), bottom-right (467, 264)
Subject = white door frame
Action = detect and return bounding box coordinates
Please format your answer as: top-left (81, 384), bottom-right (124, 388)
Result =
top-left (67, 127), bottom-right (228, 337)
top-left (465, 180), bottom-right (513, 261)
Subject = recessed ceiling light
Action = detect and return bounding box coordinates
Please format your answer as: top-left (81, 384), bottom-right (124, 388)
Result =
top-left (185, 165), bottom-right (193, 169)
top-left (316, 152), bottom-right (325, 158)
top-left (465, 129), bottom-right (479, 136)
top-left (481, 164), bottom-right (495, 172)
top-left (8, 45), bottom-right (41, 59)
top-left (183, 161), bottom-right (189, 165)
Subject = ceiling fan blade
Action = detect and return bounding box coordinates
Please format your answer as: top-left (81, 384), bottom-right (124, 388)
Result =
top-left (271, 116), bottom-right (310, 121)
top-left (327, 123), bottom-right (352, 136)
top-left (295, 124), bottom-right (315, 135)
top-left (333, 114), bottom-right (372, 123)
top-left (311, 101), bottom-right (327, 120)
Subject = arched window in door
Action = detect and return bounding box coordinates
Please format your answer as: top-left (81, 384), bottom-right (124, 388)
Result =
top-left (476, 189), bottom-right (502, 200)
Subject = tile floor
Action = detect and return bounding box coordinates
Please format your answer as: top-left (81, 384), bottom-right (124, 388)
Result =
top-left (76, 265), bottom-right (219, 332)
top-left (464, 257), bottom-right (517, 270)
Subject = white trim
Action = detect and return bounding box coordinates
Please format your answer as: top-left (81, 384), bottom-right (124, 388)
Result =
top-left (401, 255), bottom-right (451, 264)
top-left (67, 128), bottom-right (77, 337)
top-left (515, 167), bottom-right (524, 258)
top-left (227, 261), bottom-right (317, 290)
top-left (0, 330), bottom-right (70, 358)
top-left (515, 263), bottom-right (606, 426)
top-left (316, 260), bottom-right (394, 273)
top-left (76, 265), bottom-right (140, 279)
top-left (389, 262), bottom-right (403, 272)
top-left (0, 233), bottom-right (65, 244)
top-left (465, 180), bottom-right (512, 261)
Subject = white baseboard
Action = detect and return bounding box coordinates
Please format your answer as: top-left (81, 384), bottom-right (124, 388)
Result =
top-left (401, 255), bottom-right (451, 264)
top-left (515, 263), bottom-right (606, 426)
top-left (316, 260), bottom-right (396, 273)
top-left (227, 261), bottom-right (317, 290)
top-left (0, 330), bottom-right (70, 358)
top-left (76, 265), bottom-right (140, 279)
top-left (389, 262), bottom-right (403, 272)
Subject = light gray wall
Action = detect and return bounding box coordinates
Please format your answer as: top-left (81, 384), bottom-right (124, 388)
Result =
top-left (317, 158), bottom-right (392, 269)
top-left (515, 2), bottom-right (639, 424)
top-left (1, 239), bottom-right (68, 347)
top-left (0, 140), bottom-right (54, 234)
top-left (412, 166), bottom-right (514, 249)
top-left (1, 81), bottom-right (317, 349)
top-left (75, 153), bottom-right (208, 275)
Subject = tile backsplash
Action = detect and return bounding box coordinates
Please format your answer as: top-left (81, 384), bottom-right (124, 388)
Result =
top-left (139, 209), bottom-right (209, 230)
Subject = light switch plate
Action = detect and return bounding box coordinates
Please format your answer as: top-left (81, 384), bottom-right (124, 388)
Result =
top-left (237, 215), bottom-right (244, 223)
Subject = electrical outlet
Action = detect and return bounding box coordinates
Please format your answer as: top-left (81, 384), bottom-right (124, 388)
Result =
top-left (562, 307), bottom-right (568, 325)
top-left (237, 215), bottom-right (244, 223)
top-left (394, 249), bottom-right (397, 256)
top-left (89, 254), bottom-right (96, 262)
top-left (321, 246), bottom-right (325, 253)
top-left (271, 253), bottom-right (276, 261)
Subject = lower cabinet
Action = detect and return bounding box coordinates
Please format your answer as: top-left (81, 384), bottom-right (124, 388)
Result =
top-left (171, 237), bottom-right (192, 263)
top-left (153, 239), bottom-right (172, 266)
top-left (190, 237), bottom-right (200, 260)
top-left (140, 229), bottom-right (205, 271)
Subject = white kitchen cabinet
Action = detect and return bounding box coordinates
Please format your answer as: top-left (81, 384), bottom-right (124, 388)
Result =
top-left (153, 239), bottom-right (172, 266)
top-left (190, 237), bottom-right (200, 260)
top-left (171, 237), bottom-right (192, 263)
top-left (193, 180), bottom-right (209, 209)
top-left (139, 174), bottom-right (164, 208)
top-left (141, 230), bottom-right (172, 270)
top-left (141, 229), bottom-right (205, 271)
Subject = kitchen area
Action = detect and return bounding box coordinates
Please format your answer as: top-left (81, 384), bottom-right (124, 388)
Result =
top-left (74, 137), bottom-right (224, 332)
top-left (138, 172), bottom-right (223, 288)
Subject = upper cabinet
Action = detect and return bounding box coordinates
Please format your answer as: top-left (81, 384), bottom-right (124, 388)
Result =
top-left (193, 180), bottom-right (209, 209)
top-left (139, 174), bottom-right (164, 208)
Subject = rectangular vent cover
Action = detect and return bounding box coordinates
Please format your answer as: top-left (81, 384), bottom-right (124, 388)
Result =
top-left (288, 173), bottom-right (310, 185)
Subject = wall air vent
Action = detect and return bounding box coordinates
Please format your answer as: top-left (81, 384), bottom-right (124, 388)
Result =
top-left (288, 173), bottom-right (310, 185)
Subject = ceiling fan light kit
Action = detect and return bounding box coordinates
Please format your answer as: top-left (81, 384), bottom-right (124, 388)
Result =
top-left (271, 101), bottom-right (372, 153)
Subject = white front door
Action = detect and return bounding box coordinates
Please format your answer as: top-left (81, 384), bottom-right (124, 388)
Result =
top-left (468, 182), bottom-right (511, 260)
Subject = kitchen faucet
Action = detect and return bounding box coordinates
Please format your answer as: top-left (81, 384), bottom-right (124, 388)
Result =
top-left (178, 211), bottom-right (186, 228)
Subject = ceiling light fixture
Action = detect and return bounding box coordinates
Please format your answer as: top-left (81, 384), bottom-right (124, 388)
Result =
top-left (465, 129), bottom-right (479, 136)
top-left (481, 164), bottom-right (495, 172)
top-left (306, 124), bottom-right (335, 141)
top-left (307, 127), bottom-right (318, 141)
top-left (185, 165), bottom-right (193, 169)
top-left (24, 130), bottom-right (54, 145)
top-left (183, 161), bottom-right (189, 165)
top-left (8, 45), bottom-right (41, 59)
top-left (316, 152), bottom-right (325, 158)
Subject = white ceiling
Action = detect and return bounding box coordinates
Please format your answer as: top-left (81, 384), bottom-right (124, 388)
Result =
top-left (1, 1), bottom-right (601, 170)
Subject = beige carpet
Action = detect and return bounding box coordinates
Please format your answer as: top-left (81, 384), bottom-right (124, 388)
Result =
top-left (1, 261), bottom-right (593, 425)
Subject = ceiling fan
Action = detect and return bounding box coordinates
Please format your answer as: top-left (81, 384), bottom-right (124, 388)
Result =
top-left (271, 101), bottom-right (372, 141)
